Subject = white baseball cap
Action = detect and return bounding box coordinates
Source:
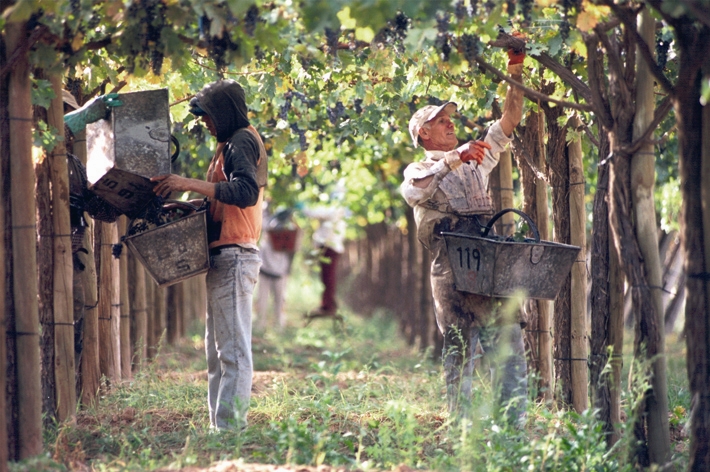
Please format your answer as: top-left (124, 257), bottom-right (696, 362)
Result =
top-left (408, 101), bottom-right (458, 148)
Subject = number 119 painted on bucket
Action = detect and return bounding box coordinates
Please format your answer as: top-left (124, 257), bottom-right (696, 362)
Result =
top-left (456, 246), bottom-right (481, 271)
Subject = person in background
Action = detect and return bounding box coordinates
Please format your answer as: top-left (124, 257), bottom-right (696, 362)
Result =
top-left (255, 207), bottom-right (298, 331)
top-left (151, 79), bottom-right (267, 431)
top-left (302, 185), bottom-right (347, 318)
top-left (400, 38), bottom-right (528, 425)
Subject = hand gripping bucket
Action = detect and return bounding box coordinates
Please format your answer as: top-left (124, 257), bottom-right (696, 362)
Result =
top-left (442, 208), bottom-right (581, 300)
top-left (124, 201), bottom-right (210, 287)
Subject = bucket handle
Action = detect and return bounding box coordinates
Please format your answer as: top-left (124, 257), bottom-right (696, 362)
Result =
top-left (170, 135), bottom-right (180, 163)
top-left (481, 208), bottom-right (540, 243)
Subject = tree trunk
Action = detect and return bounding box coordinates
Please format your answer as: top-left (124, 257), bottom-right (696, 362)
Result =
top-left (496, 149), bottom-right (515, 236)
top-left (68, 114), bottom-right (101, 406)
top-left (675, 28), bottom-right (710, 469)
top-left (543, 97), bottom-right (572, 407)
top-left (167, 283), bottom-right (182, 345)
top-left (0, 25), bottom-right (11, 471)
top-left (117, 217), bottom-right (131, 379)
top-left (36, 104), bottom-right (55, 421)
top-left (151, 281), bottom-right (167, 358)
top-left (6, 19), bottom-right (43, 459)
top-left (630, 10), bottom-right (669, 464)
top-left (97, 222), bottom-right (120, 383)
top-left (590, 133), bottom-right (621, 445)
top-left (608, 227), bottom-right (624, 446)
top-left (517, 107), bottom-right (552, 401)
top-left (79, 217), bottom-right (100, 406)
top-left (48, 74), bottom-right (76, 421)
top-left (128, 250), bottom-right (148, 370)
top-left (568, 115), bottom-right (588, 413)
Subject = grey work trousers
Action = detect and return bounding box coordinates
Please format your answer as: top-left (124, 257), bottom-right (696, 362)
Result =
top-left (205, 246), bottom-right (261, 430)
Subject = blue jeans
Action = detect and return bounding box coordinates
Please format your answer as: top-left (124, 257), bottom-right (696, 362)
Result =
top-left (205, 247), bottom-right (261, 430)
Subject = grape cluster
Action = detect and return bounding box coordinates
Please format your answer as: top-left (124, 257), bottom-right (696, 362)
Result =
top-left (454, 0), bottom-right (470, 20)
top-left (325, 28), bottom-right (340, 56)
top-left (507, 0), bottom-right (516, 18)
top-left (210, 30), bottom-right (240, 70)
top-left (520, 0), bottom-right (533, 25)
top-left (123, 0), bottom-right (169, 75)
top-left (290, 90), bottom-right (318, 107)
top-left (354, 98), bottom-right (363, 115)
top-left (435, 13), bottom-right (452, 61)
top-left (279, 93), bottom-right (292, 120)
top-left (290, 123), bottom-right (308, 151)
top-left (460, 33), bottom-right (481, 63)
top-left (373, 11), bottom-right (410, 51)
top-left (243, 5), bottom-right (261, 37)
top-left (560, 0), bottom-right (581, 41)
top-left (327, 101), bottom-right (347, 125)
top-left (656, 35), bottom-right (671, 70)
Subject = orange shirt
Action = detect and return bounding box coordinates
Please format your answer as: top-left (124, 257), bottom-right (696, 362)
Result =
top-left (206, 126), bottom-right (267, 249)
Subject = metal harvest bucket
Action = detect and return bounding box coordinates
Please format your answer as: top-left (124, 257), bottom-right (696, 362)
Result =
top-left (86, 89), bottom-right (174, 218)
top-left (124, 203), bottom-right (209, 287)
top-left (442, 209), bottom-right (581, 300)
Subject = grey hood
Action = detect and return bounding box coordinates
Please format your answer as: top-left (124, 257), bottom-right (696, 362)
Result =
top-left (192, 79), bottom-right (250, 143)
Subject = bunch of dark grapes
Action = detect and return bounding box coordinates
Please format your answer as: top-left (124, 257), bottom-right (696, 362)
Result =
top-left (427, 96), bottom-right (445, 106)
top-left (470, 0), bottom-right (479, 16)
top-left (325, 28), bottom-right (340, 56)
top-left (560, 0), bottom-right (580, 41)
top-left (454, 0), bottom-right (470, 20)
top-left (123, 0), bottom-right (169, 75)
top-left (254, 45), bottom-right (265, 61)
top-left (460, 33), bottom-right (480, 63)
top-left (519, 0), bottom-right (533, 25)
top-left (407, 98), bottom-right (418, 115)
top-left (327, 101), bottom-right (346, 125)
top-left (507, 0), bottom-right (516, 18)
top-left (354, 98), bottom-right (363, 115)
top-left (435, 13), bottom-right (452, 61)
top-left (243, 5), bottom-right (260, 37)
top-left (279, 93), bottom-right (292, 120)
top-left (560, 14), bottom-right (570, 41)
top-left (210, 32), bottom-right (240, 71)
top-left (656, 35), bottom-right (670, 70)
top-left (290, 123), bottom-right (308, 151)
top-left (393, 12), bottom-right (410, 41)
top-left (292, 90), bottom-right (318, 107)
top-left (374, 12), bottom-right (410, 52)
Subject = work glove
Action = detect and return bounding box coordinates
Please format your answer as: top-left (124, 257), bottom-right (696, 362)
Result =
top-left (507, 31), bottom-right (526, 66)
top-left (457, 140), bottom-right (492, 166)
top-left (64, 93), bottom-right (123, 135)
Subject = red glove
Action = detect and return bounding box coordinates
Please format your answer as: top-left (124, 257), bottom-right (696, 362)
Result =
top-left (507, 32), bottom-right (526, 66)
top-left (457, 140), bottom-right (492, 165)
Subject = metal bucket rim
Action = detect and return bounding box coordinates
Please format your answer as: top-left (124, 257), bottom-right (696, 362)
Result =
top-left (441, 231), bottom-right (581, 251)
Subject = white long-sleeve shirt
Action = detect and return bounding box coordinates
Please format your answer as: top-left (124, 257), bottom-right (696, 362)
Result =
top-left (400, 121), bottom-right (512, 249)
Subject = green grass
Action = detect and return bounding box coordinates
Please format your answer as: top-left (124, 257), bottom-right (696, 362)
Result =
top-left (15, 266), bottom-right (691, 471)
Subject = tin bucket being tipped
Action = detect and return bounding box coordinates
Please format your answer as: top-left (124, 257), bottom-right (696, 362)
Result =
top-left (123, 200), bottom-right (210, 287)
top-left (442, 208), bottom-right (581, 300)
top-left (86, 89), bottom-right (179, 218)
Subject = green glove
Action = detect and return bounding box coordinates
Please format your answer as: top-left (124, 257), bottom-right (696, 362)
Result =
top-left (64, 93), bottom-right (123, 134)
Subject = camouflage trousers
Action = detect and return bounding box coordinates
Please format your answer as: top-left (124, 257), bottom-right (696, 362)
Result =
top-left (430, 238), bottom-right (528, 425)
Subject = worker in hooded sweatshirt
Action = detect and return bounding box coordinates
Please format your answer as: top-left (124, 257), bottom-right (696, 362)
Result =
top-left (152, 79), bottom-right (267, 431)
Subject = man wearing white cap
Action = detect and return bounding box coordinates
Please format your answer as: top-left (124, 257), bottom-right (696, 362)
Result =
top-left (401, 43), bottom-right (527, 425)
